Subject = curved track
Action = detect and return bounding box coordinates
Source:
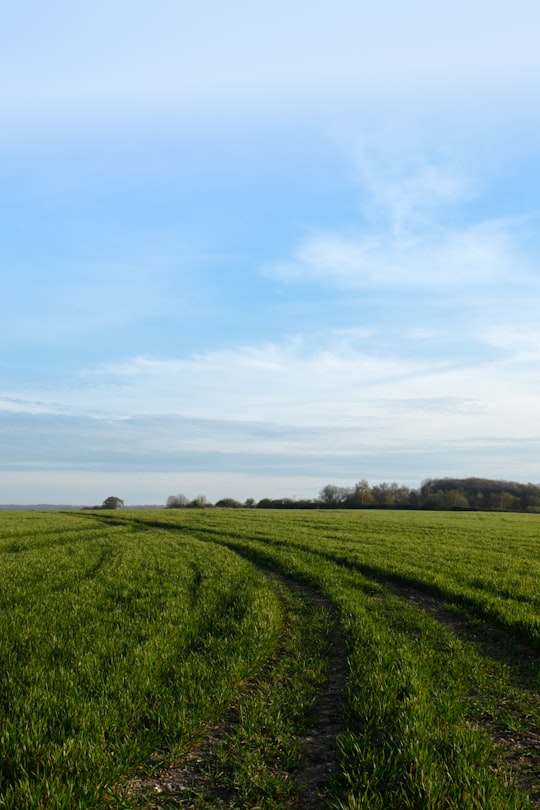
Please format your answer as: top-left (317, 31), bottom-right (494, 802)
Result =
top-left (124, 566), bottom-right (347, 809)
top-left (384, 581), bottom-right (540, 806)
top-left (103, 512), bottom-right (539, 808)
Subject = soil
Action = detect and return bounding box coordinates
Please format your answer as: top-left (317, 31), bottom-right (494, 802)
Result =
top-left (123, 565), bottom-right (540, 808)
top-left (289, 589), bottom-right (347, 809)
top-left (125, 571), bottom-right (348, 809)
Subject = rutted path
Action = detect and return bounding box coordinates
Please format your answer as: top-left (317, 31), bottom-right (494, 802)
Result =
top-left (96, 512), bottom-right (539, 807)
top-left (382, 580), bottom-right (540, 806)
top-left (286, 580), bottom-right (347, 809)
top-left (241, 535), bottom-right (540, 807)
top-left (124, 566), bottom-right (347, 809)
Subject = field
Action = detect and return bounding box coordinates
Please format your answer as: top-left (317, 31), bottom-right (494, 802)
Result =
top-left (0, 508), bottom-right (539, 809)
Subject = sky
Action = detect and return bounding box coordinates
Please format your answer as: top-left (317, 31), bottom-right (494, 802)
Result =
top-left (2, 0), bottom-right (540, 505)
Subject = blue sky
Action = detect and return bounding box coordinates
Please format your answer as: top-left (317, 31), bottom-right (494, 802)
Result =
top-left (2, 0), bottom-right (540, 504)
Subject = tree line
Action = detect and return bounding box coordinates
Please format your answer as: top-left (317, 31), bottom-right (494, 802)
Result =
top-left (166, 478), bottom-right (540, 513)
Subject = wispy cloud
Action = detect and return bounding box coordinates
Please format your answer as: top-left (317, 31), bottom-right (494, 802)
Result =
top-left (479, 326), bottom-right (540, 363)
top-left (5, 319), bottom-right (540, 440)
top-left (2, 3), bottom-right (540, 507)
top-left (352, 140), bottom-right (473, 234)
top-left (270, 220), bottom-right (527, 289)
top-left (3, 319), bottom-right (540, 501)
top-left (268, 137), bottom-right (534, 292)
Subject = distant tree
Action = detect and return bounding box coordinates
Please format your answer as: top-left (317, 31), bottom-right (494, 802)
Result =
top-left (522, 483), bottom-right (540, 511)
top-left (215, 498), bottom-right (243, 508)
top-left (348, 480), bottom-right (374, 507)
top-left (370, 482), bottom-right (396, 507)
top-left (269, 498), bottom-right (298, 508)
top-left (391, 483), bottom-right (413, 506)
top-left (294, 499), bottom-right (317, 509)
top-left (244, 498), bottom-right (256, 507)
top-left (423, 490), bottom-right (446, 510)
top-left (488, 491), bottom-right (518, 511)
top-left (423, 489), bottom-right (469, 510)
top-left (473, 492), bottom-right (485, 509)
top-left (420, 477), bottom-right (540, 511)
top-left (255, 497), bottom-right (301, 509)
top-left (166, 494), bottom-right (189, 508)
top-left (318, 484), bottom-right (352, 507)
top-left (442, 489), bottom-right (470, 509)
top-left (187, 495), bottom-right (211, 508)
top-left (102, 496), bottom-right (124, 510)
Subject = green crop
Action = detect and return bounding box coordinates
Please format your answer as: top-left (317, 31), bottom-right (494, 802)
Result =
top-left (0, 508), bottom-right (538, 808)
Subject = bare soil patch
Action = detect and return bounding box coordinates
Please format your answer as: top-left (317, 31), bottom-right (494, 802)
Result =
top-left (289, 592), bottom-right (347, 809)
top-left (124, 571), bottom-right (347, 809)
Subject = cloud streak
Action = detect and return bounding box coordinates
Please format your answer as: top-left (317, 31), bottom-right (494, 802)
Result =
top-left (2, 3), bottom-right (540, 505)
top-left (3, 311), bottom-right (540, 501)
top-left (4, 315), bottom-right (540, 446)
top-left (268, 139), bottom-right (535, 292)
top-left (270, 221), bottom-right (528, 289)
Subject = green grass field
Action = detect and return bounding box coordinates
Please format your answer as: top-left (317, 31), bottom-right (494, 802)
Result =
top-left (0, 508), bottom-right (538, 808)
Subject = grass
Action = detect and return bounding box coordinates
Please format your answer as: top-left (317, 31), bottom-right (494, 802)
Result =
top-left (128, 581), bottom-right (335, 809)
top-left (0, 508), bottom-right (539, 808)
top-left (0, 518), bottom-right (283, 808)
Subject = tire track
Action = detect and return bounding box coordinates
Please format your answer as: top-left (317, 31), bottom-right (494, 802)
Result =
top-left (381, 581), bottom-right (540, 806)
top-left (123, 565), bottom-right (347, 809)
top-left (290, 593), bottom-right (346, 809)
top-left (229, 534), bottom-right (540, 805)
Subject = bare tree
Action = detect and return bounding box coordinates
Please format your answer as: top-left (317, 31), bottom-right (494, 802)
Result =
top-left (188, 495), bottom-right (211, 508)
top-left (318, 484), bottom-right (352, 507)
top-left (166, 494), bottom-right (189, 508)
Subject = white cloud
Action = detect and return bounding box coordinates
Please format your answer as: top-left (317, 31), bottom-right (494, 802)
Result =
top-left (351, 141), bottom-right (474, 234)
top-left (267, 131), bottom-right (536, 291)
top-left (0, 397), bottom-right (64, 416)
top-left (479, 326), bottom-right (540, 363)
top-left (5, 321), bottom-right (540, 443)
top-left (270, 220), bottom-right (528, 289)
top-left (3, 320), bottom-right (540, 501)
top-left (79, 337), bottom-right (426, 425)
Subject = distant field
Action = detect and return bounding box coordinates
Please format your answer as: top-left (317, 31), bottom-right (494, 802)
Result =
top-left (0, 508), bottom-right (538, 808)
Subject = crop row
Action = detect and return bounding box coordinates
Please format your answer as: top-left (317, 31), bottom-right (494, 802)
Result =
top-left (1, 508), bottom-right (539, 808)
top-left (121, 507), bottom-right (540, 808)
top-left (142, 507), bottom-right (540, 647)
top-left (0, 518), bottom-right (286, 808)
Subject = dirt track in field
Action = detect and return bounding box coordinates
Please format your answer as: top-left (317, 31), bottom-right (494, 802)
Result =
top-left (117, 514), bottom-right (539, 808)
top-left (384, 581), bottom-right (540, 807)
top-left (290, 584), bottom-right (347, 809)
top-left (124, 569), bottom-right (347, 809)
